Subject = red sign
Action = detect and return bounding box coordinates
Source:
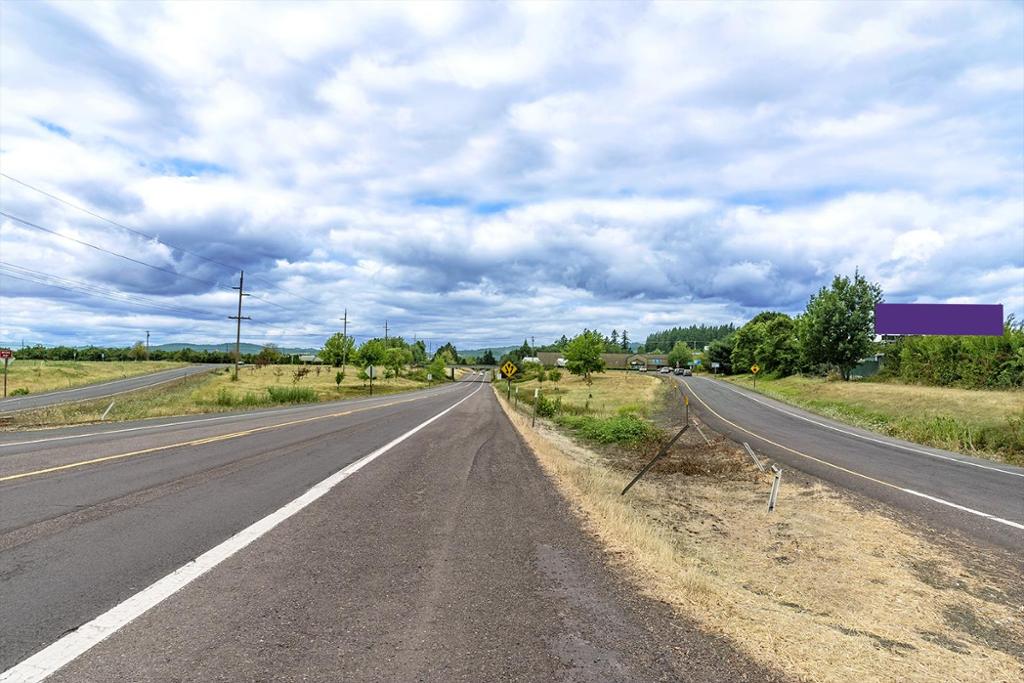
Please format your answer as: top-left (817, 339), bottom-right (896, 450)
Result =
top-left (0, 349), bottom-right (12, 359)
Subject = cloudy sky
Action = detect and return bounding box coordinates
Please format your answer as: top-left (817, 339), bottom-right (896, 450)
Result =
top-left (1, 1), bottom-right (1022, 351)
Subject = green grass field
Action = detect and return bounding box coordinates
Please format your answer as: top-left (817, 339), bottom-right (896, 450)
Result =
top-left (725, 374), bottom-right (1024, 465)
top-left (2, 360), bottom-right (186, 396)
top-left (501, 370), bottom-right (669, 446)
top-left (2, 364), bottom-right (440, 429)
top-left (509, 370), bottom-right (664, 417)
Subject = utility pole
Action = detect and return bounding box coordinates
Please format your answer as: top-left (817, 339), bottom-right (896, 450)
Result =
top-left (384, 320), bottom-right (388, 343)
top-left (340, 309), bottom-right (349, 375)
top-left (145, 330), bottom-right (150, 361)
top-left (229, 270), bottom-right (251, 379)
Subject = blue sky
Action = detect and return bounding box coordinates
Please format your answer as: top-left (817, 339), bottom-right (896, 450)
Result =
top-left (1, 1), bottom-right (1022, 350)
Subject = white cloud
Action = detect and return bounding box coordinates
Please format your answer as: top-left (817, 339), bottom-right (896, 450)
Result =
top-left (1, 1), bottom-right (1021, 348)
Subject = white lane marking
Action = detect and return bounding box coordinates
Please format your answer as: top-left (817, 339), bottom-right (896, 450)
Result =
top-left (699, 377), bottom-right (1024, 478)
top-left (901, 487), bottom-right (1024, 531)
top-left (682, 378), bottom-right (1024, 532)
top-left (0, 383), bottom-right (482, 683)
top-left (0, 367), bottom-right (208, 407)
top-left (0, 383), bottom-right (462, 450)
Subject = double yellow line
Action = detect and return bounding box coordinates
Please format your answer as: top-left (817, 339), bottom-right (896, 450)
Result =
top-left (0, 391), bottom-right (441, 484)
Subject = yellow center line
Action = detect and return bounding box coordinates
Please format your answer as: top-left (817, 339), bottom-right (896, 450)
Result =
top-left (681, 377), bottom-right (916, 492)
top-left (0, 390), bottom-right (442, 483)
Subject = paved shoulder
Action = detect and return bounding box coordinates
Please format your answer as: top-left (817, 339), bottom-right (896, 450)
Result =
top-left (679, 375), bottom-right (1024, 551)
top-left (0, 365), bottom-right (217, 414)
top-left (44, 386), bottom-right (783, 682)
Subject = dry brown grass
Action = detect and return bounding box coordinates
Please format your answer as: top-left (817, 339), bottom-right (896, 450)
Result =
top-left (514, 370), bottom-right (663, 417)
top-left (497, 388), bottom-right (1024, 683)
top-left (2, 360), bottom-right (186, 395)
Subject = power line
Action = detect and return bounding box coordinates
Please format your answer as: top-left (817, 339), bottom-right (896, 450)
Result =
top-left (0, 270), bottom-right (220, 321)
top-left (0, 262), bottom-right (223, 319)
top-left (0, 211), bottom-right (297, 313)
top-left (1, 210), bottom-right (232, 291)
top-left (0, 173), bottom-right (322, 307)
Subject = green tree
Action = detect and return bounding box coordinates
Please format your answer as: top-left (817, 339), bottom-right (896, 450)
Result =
top-left (548, 369), bottom-right (562, 383)
top-left (321, 333), bottom-right (355, 367)
top-left (756, 315), bottom-right (801, 376)
top-left (129, 341), bottom-right (147, 361)
top-left (706, 335), bottom-right (736, 374)
top-left (427, 353), bottom-right (448, 381)
top-left (667, 341), bottom-right (693, 368)
top-left (481, 349), bottom-right (496, 365)
top-left (256, 344), bottom-right (283, 366)
top-left (731, 311), bottom-right (787, 373)
top-left (517, 338), bottom-right (533, 360)
top-left (799, 272), bottom-right (883, 379)
top-left (384, 346), bottom-right (412, 379)
top-left (410, 340), bottom-right (427, 365)
top-left (564, 330), bottom-right (606, 383)
top-left (357, 338), bottom-right (388, 369)
top-left (620, 329), bottom-right (629, 351)
top-left (433, 342), bottom-right (461, 364)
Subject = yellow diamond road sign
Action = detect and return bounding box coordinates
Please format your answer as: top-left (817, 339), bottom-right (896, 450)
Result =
top-left (751, 364), bottom-right (760, 374)
top-left (501, 361), bottom-right (518, 379)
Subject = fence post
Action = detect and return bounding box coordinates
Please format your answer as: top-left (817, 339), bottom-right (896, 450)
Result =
top-left (767, 466), bottom-right (782, 512)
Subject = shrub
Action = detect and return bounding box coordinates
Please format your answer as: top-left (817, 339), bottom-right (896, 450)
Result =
top-left (213, 388), bottom-right (265, 407)
top-left (10, 387), bottom-right (30, 396)
top-left (548, 369), bottom-right (562, 382)
top-left (267, 386), bottom-right (317, 403)
top-left (535, 395), bottom-right (558, 417)
top-left (555, 413), bottom-right (660, 445)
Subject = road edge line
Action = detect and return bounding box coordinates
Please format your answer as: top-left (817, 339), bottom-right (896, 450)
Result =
top-left (680, 378), bottom-right (1024, 532)
top-left (0, 383), bottom-right (481, 683)
top-left (701, 377), bottom-right (1024, 478)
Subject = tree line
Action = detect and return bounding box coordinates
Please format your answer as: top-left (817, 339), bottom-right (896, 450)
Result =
top-left (701, 272), bottom-right (1023, 389)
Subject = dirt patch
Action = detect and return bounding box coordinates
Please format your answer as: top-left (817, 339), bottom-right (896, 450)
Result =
top-left (496, 386), bottom-right (1024, 683)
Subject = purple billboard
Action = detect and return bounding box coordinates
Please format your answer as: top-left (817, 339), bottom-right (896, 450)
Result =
top-left (874, 303), bottom-right (1004, 336)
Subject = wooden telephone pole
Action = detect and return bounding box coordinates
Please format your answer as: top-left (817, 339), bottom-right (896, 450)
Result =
top-left (229, 271), bottom-right (251, 379)
top-left (340, 309), bottom-right (349, 374)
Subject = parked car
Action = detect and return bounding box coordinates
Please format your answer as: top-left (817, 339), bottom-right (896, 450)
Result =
top-left (682, 368), bottom-right (692, 376)
top-left (659, 366), bottom-right (672, 374)
top-left (673, 367), bottom-right (685, 375)
top-left (638, 366), bottom-right (648, 372)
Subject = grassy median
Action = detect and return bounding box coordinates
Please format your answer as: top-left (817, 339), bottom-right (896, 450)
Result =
top-left (500, 370), bottom-right (668, 446)
top-left (1, 360), bottom-right (186, 396)
top-left (2, 364), bottom-right (438, 429)
top-left (496, 375), bottom-right (1024, 683)
top-left (723, 374), bottom-right (1024, 465)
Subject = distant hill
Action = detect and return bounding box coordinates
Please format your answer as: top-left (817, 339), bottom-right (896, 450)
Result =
top-left (151, 342), bottom-right (319, 355)
top-left (460, 345), bottom-right (517, 358)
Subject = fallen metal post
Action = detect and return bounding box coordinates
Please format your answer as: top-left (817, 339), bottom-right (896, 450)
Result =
top-left (767, 465), bottom-right (782, 512)
top-left (743, 442), bottom-right (768, 474)
top-left (621, 425), bottom-right (689, 496)
top-left (101, 400), bottom-right (115, 420)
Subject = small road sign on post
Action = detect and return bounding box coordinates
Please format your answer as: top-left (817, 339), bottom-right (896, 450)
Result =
top-left (0, 348), bottom-right (11, 398)
top-left (751, 363), bottom-right (760, 389)
top-left (500, 361), bottom-right (518, 379)
top-left (501, 361), bottom-right (518, 400)
top-left (366, 365), bottom-right (377, 395)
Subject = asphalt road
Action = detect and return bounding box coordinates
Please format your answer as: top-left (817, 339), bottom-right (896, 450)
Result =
top-left (677, 375), bottom-right (1024, 552)
top-left (0, 374), bottom-right (780, 682)
top-left (0, 365), bottom-right (218, 414)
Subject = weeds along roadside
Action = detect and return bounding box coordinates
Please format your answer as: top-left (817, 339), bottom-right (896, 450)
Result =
top-left (491, 377), bottom-right (1024, 683)
top-left (723, 374), bottom-right (1024, 466)
top-left (0, 365), bottom-right (445, 430)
